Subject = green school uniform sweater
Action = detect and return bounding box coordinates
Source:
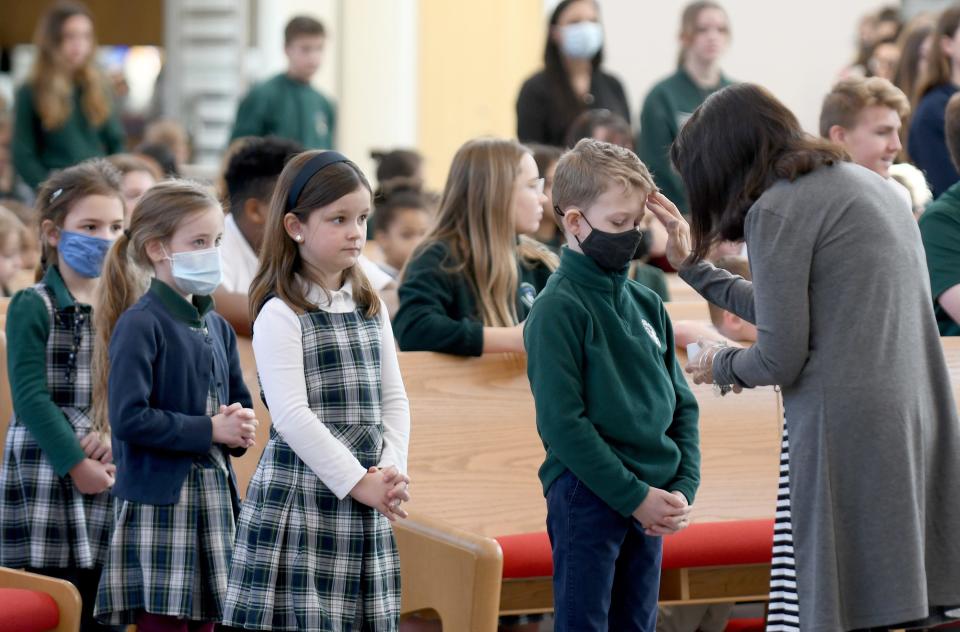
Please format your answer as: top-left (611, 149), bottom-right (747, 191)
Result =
top-left (230, 73), bottom-right (336, 149)
top-left (6, 266), bottom-right (88, 476)
top-left (524, 248), bottom-right (700, 516)
top-left (13, 83), bottom-right (125, 189)
top-left (637, 69), bottom-right (732, 214)
top-left (394, 240), bottom-right (553, 356)
top-left (919, 181), bottom-right (960, 336)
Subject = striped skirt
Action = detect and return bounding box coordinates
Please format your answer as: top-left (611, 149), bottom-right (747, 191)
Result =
top-left (766, 421), bottom-right (799, 631)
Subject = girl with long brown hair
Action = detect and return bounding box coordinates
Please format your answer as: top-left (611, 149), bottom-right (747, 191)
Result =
top-left (0, 159), bottom-right (124, 632)
top-left (222, 151), bottom-right (411, 630)
top-left (908, 5), bottom-right (960, 196)
top-left (91, 180), bottom-right (257, 630)
top-left (394, 138), bottom-right (558, 356)
top-left (12, 1), bottom-right (125, 190)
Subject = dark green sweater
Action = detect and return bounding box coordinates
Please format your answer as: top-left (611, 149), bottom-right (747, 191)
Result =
top-left (919, 181), bottom-right (960, 336)
top-left (637, 69), bottom-right (732, 214)
top-left (230, 73), bottom-right (336, 149)
top-left (524, 248), bottom-right (700, 516)
top-left (394, 240), bottom-right (553, 356)
top-left (6, 266), bottom-right (88, 476)
top-left (13, 83), bottom-right (125, 189)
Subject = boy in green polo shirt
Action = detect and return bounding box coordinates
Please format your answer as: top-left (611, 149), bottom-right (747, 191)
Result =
top-left (524, 138), bottom-right (700, 631)
top-left (230, 16), bottom-right (336, 149)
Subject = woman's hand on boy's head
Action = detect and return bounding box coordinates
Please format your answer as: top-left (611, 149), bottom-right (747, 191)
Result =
top-left (645, 192), bottom-right (693, 269)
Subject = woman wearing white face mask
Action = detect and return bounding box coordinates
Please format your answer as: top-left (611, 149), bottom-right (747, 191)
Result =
top-left (517, 0), bottom-right (630, 147)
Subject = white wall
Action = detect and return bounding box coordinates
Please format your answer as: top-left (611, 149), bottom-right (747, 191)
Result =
top-left (246, 0), bottom-right (418, 180)
top-left (600, 0), bottom-right (886, 134)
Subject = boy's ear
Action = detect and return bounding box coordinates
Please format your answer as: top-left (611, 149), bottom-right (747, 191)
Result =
top-left (561, 206), bottom-right (587, 237)
top-left (243, 198), bottom-right (268, 225)
top-left (827, 125), bottom-right (847, 146)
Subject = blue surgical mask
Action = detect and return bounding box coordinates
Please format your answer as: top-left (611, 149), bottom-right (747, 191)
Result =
top-left (58, 230), bottom-right (113, 278)
top-left (164, 246), bottom-right (222, 296)
top-left (560, 21), bottom-right (604, 60)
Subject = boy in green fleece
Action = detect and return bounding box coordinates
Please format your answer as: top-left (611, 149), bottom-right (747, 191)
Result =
top-left (230, 16), bottom-right (336, 149)
top-left (523, 138), bottom-right (700, 631)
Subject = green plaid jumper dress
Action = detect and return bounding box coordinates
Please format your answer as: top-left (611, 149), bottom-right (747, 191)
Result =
top-left (94, 324), bottom-right (238, 625)
top-left (222, 308), bottom-right (401, 631)
top-left (0, 282), bottom-right (116, 569)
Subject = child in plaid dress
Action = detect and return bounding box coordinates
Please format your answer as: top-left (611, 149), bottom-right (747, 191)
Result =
top-left (0, 160), bottom-right (125, 632)
top-left (222, 150), bottom-right (411, 631)
top-left (90, 181), bottom-right (259, 631)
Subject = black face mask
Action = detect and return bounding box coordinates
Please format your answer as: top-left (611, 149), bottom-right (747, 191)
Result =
top-left (577, 214), bottom-right (643, 272)
top-left (633, 229), bottom-right (653, 261)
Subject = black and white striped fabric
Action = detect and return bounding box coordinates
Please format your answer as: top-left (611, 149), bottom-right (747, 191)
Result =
top-left (0, 282), bottom-right (115, 569)
top-left (766, 421), bottom-right (799, 631)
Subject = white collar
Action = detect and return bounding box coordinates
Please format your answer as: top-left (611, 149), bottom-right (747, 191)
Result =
top-left (299, 275), bottom-right (355, 311)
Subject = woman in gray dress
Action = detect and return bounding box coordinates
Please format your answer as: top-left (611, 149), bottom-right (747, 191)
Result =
top-left (647, 83), bottom-right (960, 632)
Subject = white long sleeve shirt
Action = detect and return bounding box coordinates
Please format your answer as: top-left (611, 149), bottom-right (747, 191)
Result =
top-left (252, 279), bottom-right (410, 499)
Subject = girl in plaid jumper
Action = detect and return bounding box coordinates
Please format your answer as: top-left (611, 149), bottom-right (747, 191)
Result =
top-left (0, 159), bottom-right (125, 632)
top-left (222, 151), bottom-right (411, 631)
top-left (91, 181), bottom-right (259, 631)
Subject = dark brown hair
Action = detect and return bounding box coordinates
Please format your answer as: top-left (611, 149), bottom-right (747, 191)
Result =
top-left (671, 83), bottom-right (847, 260)
top-left (944, 92), bottom-right (960, 171)
top-left (248, 151), bottom-right (380, 321)
top-left (34, 158), bottom-right (123, 279)
top-left (284, 15), bottom-right (325, 46)
top-left (915, 6), bottom-right (960, 103)
top-left (893, 16), bottom-right (934, 108)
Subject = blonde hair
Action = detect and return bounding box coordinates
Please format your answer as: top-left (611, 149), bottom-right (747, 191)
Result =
top-left (818, 76), bottom-right (910, 137)
top-left (248, 151), bottom-right (381, 321)
top-left (553, 138), bottom-right (657, 226)
top-left (406, 138), bottom-right (558, 328)
top-left (92, 180), bottom-right (222, 434)
top-left (34, 158), bottom-right (123, 281)
top-left (29, 1), bottom-right (111, 131)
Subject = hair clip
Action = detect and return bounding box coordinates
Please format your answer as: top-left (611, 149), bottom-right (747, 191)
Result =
top-left (50, 188), bottom-right (63, 202)
top-left (553, 204), bottom-right (565, 216)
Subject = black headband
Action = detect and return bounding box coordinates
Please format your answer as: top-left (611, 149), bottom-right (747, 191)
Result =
top-left (286, 151), bottom-right (350, 211)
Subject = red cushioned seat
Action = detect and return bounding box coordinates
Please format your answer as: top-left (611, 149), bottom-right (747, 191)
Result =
top-left (724, 617), bottom-right (766, 632)
top-left (495, 519), bottom-right (775, 579)
top-left (0, 588), bottom-right (60, 632)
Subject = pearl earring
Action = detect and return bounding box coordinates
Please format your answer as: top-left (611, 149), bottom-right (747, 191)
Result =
top-left (295, 234), bottom-right (303, 242)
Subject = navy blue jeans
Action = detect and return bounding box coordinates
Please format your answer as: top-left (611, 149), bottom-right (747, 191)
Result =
top-left (547, 470), bottom-right (662, 632)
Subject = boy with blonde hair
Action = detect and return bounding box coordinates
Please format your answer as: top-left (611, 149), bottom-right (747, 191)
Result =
top-left (524, 139), bottom-right (700, 631)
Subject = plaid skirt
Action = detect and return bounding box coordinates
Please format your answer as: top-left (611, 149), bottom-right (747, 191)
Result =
top-left (0, 411), bottom-right (116, 569)
top-left (222, 429), bottom-right (400, 631)
top-left (94, 447), bottom-right (236, 625)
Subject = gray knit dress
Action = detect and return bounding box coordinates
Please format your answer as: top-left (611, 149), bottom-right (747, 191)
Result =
top-left (679, 162), bottom-right (960, 631)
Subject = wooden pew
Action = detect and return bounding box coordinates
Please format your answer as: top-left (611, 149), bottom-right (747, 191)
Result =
top-left (665, 300), bottom-right (711, 323)
top-left (231, 336), bottom-right (273, 497)
top-left (666, 273), bottom-right (702, 303)
top-left (395, 351), bottom-right (782, 628)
